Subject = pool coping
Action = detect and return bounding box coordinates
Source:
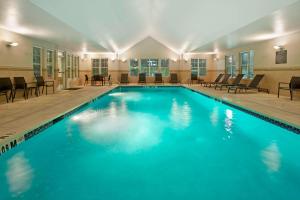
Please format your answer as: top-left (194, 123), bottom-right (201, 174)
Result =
top-left (1, 85), bottom-right (299, 156)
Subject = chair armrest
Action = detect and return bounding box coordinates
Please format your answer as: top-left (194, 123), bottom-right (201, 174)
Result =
top-left (45, 80), bottom-right (54, 85)
top-left (278, 82), bottom-right (290, 88)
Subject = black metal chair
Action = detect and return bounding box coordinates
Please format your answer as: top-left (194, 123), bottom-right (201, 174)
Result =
top-left (155, 73), bottom-right (163, 84)
top-left (35, 76), bottom-right (55, 95)
top-left (228, 74), bottom-right (265, 94)
top-left (13, 77), bottom-right (37, 100)
top-left (278, 76), bottom-right (300, 100)
top-left (91, 75), bottom-right (104, 86)
top-left (138, 73), bottom-right (146, 84)
top-left (0, 78), bottom-right (14, 103)
top-left (170, 73), bottom-right (179, 84)
top-left (84, 74), bottom-right (89, 86)
top-left (120, 73), bottom-right (129, 84)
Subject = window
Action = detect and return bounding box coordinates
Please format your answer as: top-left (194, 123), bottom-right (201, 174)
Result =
top-left (46, 50), bottom-right (54, 79)
top-left (33, 47), bottom-right (41, 77)
top-left (240, 50), bottom-right (254, 78)
top-left (101, 58), bottom-right (108, 76)
top-left (191, 58), bottom-right (206, 76)
top-left (140, 59), bottom-right (159, 76)
top-left (129, 59), bottom-right (139, 76)
top-left (225, 55), bottom-right (236, 77)
top-left (74, 56), bottom-right (79, 78)
top-left (67, 54), bottom-right (71, 78)
top-left (92, 59), bottom-right (100, 76)
top-left (71, 55), bottom-right (74, 78)
top-left (161, 59), bottom-right (170, 77)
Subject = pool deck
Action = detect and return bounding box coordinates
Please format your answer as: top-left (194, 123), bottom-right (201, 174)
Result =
top-left (0, 84), bottom-right (300, 149)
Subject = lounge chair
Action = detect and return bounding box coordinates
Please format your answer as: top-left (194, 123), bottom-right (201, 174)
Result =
top-left (0, 77), bottom-right (14, 103)
top-left (35, 76), bottom-right (55, 95)
top-left (170, 73), bottom-right (179, 84)
top-left (155, 73), bottom-right (163, 84)
top-left (228, 74), bottom-right (265, 94)
top-left (138, 73), bottom-right (146, 84)
top-left (214, 74), bottom-right (231, 89)
top-left (13, 77), bottom-right (37, 100)
top-left (203, 74), bottom-right (224, 87)
top-left (120, 73), bottom-right (129, 84)
top-left (278, 76), bottom-right (300, 100)
top-left (216, 74), bottom-right (244, 90)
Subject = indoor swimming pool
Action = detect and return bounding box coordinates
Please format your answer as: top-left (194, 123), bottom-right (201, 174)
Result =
top-left (0, 86), bottom-right (299, 200)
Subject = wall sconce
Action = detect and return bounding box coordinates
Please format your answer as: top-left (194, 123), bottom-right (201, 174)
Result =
top-left (273, 45), bottom-right (285, 50)
top-left (7, 42), bottom-right (19, 47)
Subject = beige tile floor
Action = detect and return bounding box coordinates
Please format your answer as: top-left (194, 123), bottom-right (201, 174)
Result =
top-left (0, 85), bottom-right (117, 146)
top-left (0, 84), bottom-right (299, 147)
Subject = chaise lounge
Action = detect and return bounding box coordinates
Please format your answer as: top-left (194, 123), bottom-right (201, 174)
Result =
top-left (155, 73), bottom-right (163, 84)
top-left (138, 73), bottom-right (146, 84)
top-left (228, 74), bottom-right (265, 94)
top-left (203, 74), bottom-right (223, 87)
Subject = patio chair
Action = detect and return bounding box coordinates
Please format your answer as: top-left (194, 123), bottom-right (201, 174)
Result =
top-left (228, 74), bottom-right (265, 94)
top-left (36, 76), bottom-right (55, 95)
top-left (155, 73), bottom-right (163, 84)
top-left (13, 77), bottom-right (37, 100)
top-left (203, 74), bottom-right (223, 87)
top-left (214, 74), bottom-right (231, 89)
top-left (278, 76), bottom-right (300, 100)
top-left (216, 74), bottom-right (244, 90)
top-left (190, 74), bottom-right (199, 84)
top-left (170, 73), bottom-right (179, 84)
top-left (0, 77), bottom-right (14, 103)
top-left (138, 73), bottom-right (146, 84)
top-left (120, 73), bottom-right (129, 84)
top-left (84, 74), bottom-right (89, 86)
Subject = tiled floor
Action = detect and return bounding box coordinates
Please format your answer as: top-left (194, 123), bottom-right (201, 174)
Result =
top-left (0, 85), bottom-right (117, 145)
top-left (0, 84), bottom-right (299, 147)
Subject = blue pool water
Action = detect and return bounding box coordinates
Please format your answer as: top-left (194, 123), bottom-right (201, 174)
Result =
top-left (0, 86), bottom-right (300, 200)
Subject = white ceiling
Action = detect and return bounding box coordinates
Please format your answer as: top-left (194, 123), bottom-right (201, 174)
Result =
top-left (0, 0), bottom-right (299, 53)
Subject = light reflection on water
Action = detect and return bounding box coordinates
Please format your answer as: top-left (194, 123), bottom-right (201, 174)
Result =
top-left (71, 102), bottom-right (165, 153)
top-left (6, 152), bottom-right (34, 197)
top-left (224, 109), bottom-right (233, 139)
top-left (210, 106), bottom-right (219, 126)
top-left (170, 99), bottom-right (191, 129)
top-left (261, 142), bottom-right (282, 172)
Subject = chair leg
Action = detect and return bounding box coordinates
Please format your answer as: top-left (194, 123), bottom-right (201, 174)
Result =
top-left (290, 90), bottom-right (293, 101)
top-left (42, 86), bottom-right (44, 94)
top-left (277, 88), bottom-right (280, 98)
top-left (5, 92), bottom-right (9, 103)
top-left (46, 86), bottom-right (48, 95)
top-left (10, 90), bottom-right (14, 102)
top-left (53, 85), bottom-right (54, 94)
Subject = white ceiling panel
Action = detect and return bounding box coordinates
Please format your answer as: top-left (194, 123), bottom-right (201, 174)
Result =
top-left (1, 0), bottom-right (299, 53)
